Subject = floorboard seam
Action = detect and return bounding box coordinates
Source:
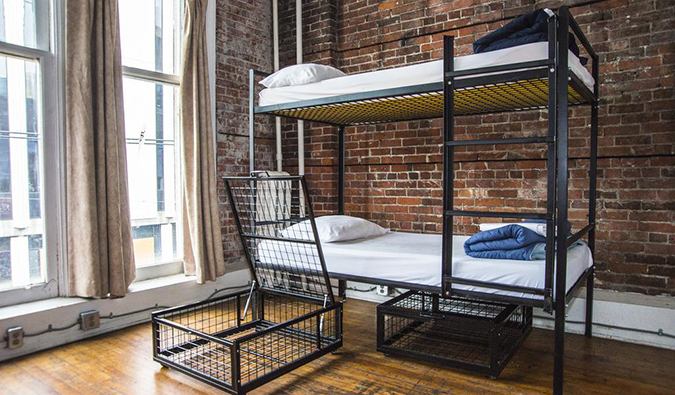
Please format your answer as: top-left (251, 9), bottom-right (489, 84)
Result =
top-left (406, 366), bottom-right (431, 395)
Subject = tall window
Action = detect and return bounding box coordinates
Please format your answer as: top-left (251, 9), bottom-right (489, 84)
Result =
top-left (0, 0), bottom-right (60, 306)
top-left (119, 0), bottom-right (183, 271)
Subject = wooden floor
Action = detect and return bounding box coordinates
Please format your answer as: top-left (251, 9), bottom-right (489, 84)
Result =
top-left (1, 299), bottom-right (674, 395)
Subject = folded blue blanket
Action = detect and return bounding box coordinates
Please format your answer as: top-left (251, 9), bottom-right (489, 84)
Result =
top-left (473, 9), bottom-right (588, 66)
top-left (464, 222), bottom-right (581, 261)
top-left (464, 224), bottom-right (545, 260)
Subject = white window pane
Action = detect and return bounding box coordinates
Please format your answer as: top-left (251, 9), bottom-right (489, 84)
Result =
top-left (0, 237), bottom-right (10, 288)
top-left (119, 0), bottom-right (182, 75)
top-left (123, 77), bottom-right (181, 268)
top-left (0, 54), bottom-right (44, 291)
top-left (0, 0), bottom-right (38, 49)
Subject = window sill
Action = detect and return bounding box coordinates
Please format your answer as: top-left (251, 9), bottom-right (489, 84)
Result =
top-left (0, 295), bottom-right (83, 321)
top-left (134, 260), bottom-right (185, 282)
top-left (0, 273), bottom-right (193, 320)
top-left (0, 267), bottom-right (250, 362)
top-left (1, 268), bottom-right (253, 320)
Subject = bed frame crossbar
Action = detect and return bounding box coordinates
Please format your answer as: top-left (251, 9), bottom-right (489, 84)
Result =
top-left (445, 136), bottom-right (554, 146)
top-left (445, 59), bottom-right (552, 78)
top-left (445, 210), bottom-right (550, 220)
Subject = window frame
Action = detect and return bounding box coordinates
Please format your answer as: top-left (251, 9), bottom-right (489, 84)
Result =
top-left (120, 0), bottom-right (185, 280)
top-left (0, 0), bottom-right (65, 307)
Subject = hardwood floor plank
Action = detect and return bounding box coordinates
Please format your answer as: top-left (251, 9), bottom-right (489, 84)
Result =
top-left (1, 299), bottom-right (673, 395)
top-left (1, 363), bottom-right (62, 395)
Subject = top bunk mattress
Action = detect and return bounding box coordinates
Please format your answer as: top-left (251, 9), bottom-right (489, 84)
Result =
top-left (259, 42), bottom-right (595, 107)
top-left (256, 231), bottom-right (593, 300)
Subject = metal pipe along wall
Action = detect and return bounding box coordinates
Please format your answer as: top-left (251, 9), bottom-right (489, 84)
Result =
top-left (296, 0), bottom-right (304, 175)
top-left (273, 0), bottom-right (282, 171)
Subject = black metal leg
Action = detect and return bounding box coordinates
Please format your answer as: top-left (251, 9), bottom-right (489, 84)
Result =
top-left (337, 125), bottom-right (345, 215)
top-left (432, 293), bottom-right (440, 312)
top-left (441, 35), bottom-right (455, 298)
top-left (553, 304), bottom-right (565, 395)
top-left (552, 8), bottom-right (571, 395)
top-left (585, 269), bottom-right (594, 337)
top-left (338, 279), bottom-right (347, 301)
top-left (376, 306), bottom-right (384, 349)
top-left (587, 40), bottom-right (599, 339)
top-left (544, 12), bottom-right (558, 312)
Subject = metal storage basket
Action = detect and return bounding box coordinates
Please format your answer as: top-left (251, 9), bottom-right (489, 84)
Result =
top-left (377, 291), bottom-right (531, 378)
top-left (152, 175), bottom-right (343, 394)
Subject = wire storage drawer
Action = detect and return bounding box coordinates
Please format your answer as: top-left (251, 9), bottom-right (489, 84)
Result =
top-left (152, 289), bottom-right (342, 394)
top-left (377, 291), bottom-right (532, 378)
top-left (152, 174), bottom-right (343, 394)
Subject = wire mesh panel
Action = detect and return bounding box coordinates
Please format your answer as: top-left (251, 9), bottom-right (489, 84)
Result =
top-left (377, 291), bottom-right (532, 378)
top-left (152, 290), bottom-right (343, 394)
top-left (237, 294), bottom-right (341, 388)
top-left (263, 77), bottom-right (589, 125)
top-left (225, 176), bottom-right (335, 303)
top-left (153, 292), bottom-right (257, 391)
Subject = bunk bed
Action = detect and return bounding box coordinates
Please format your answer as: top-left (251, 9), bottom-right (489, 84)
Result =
top-left (247, 7), bottom-right (598, 395)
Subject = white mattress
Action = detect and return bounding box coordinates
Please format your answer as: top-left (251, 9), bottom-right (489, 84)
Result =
top-left (257, 231), bottom-right (593, 300)
top-left (259, 42), bottom-right (595, 107)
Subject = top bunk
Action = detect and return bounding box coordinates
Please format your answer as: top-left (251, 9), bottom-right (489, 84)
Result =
top-left (252, 8), bottom-right (598, 126)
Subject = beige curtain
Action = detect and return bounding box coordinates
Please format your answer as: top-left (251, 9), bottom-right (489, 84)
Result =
top-left (180, 0), bottom-right (226, 283)
top-left (65, 0), bottom-right (135, 297)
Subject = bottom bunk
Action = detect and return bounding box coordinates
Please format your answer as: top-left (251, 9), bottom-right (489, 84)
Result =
top-left (256, 231), bottom-right (593, 302)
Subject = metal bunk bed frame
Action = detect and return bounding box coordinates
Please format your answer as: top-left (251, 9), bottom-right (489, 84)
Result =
top-left (247, 7), bottom-right (598, 395)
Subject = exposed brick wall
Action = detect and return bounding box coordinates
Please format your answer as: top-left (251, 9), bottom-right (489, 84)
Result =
top-left (215, 0), bottom-right (274, 265)
top-left (274, 0), bottom-right (674, 295)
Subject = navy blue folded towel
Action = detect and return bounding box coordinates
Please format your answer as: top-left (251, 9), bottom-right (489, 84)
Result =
top-left (473, 9), bottom-right (588, 66)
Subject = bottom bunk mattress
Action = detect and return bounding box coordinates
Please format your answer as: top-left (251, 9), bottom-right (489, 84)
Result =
top-left (256, 232), bottom-right (593, 300)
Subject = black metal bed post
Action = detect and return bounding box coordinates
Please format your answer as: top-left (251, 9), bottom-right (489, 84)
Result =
top-left (338, 125), bottom-right (345, 215)
top-left (337, 125), bottom-right (346, 301)
top-left (586, 42), bottom-right (600, 338)
top-left (544, 12), bottom-right (558, 314)
top-left (553, 7), bottom-right (571, 395)
top-left (302, 175), bottom-right (337, 305)
top-left (441, 35), bottom-right (455, 298)
top-left (337, 280), bottom-right (347, 301)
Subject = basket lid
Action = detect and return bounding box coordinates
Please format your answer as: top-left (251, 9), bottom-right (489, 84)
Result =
top-left (224, 175), bottom-right (335, 304)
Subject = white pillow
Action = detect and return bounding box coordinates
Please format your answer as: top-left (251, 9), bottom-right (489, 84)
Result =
top-left (260, 63), bottom-right (346, 89)
top-left (281, 215), bottom-right (389, 243)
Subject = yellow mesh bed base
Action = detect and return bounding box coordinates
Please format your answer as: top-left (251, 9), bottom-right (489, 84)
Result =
top-left (266, 78), bottom-right (588, 125)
